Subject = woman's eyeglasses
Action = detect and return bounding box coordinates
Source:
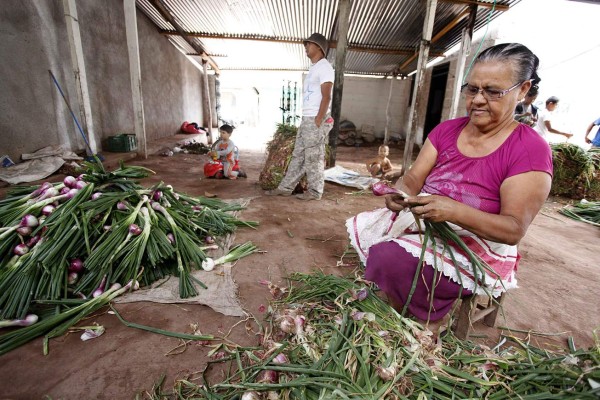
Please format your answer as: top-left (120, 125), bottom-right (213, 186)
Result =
top-left (461, 81), bottom-right (523, 101)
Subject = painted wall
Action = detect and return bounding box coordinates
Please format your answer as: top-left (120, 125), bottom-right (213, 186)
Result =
top-left (339, 76), bottom-right (412, 139)
top-left (0, 0), bottom-right (204, 162)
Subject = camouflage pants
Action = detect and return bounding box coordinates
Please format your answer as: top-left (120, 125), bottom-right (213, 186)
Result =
top-left (278, 115), bottom-right (333, 197)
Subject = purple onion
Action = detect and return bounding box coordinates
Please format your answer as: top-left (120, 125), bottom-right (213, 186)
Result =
top-left (26, 234), bottom-right (41, 247)
top-left (20, 214), bottom-right (39, 228)
top-left (63, 176), bottom-right (77, 188)
top-left (74, 180), bottom-right (87, 190)
top-left (69, 258), bottom-right (84, 273)
top-left (67, 272), bottom-right (79, 285)
top-left (42, 205), bottom-right (56, 216)
top-left (91, 192), bottom-right (102, 200)
top-left (129, 224), bottom-right (142, 236)
top-left (66, 189), bottom-right (79, 199)
top-left (77, 174), bottom-right (86, 181)
top-left (356, 287), bottom-right (369, 301)
top-left (16, 226), bottom-right (32, 236)
top-left (38, 187), bottom-right (59, 200)
top-left (257, 370), bottom-right (278, 384)
top-left (167, 233), bottom-right (175, 244)
top-left (13, 244), bottom-right (30, 256)
top-left (192, 205), bottom-right (203, 212)
top-left (272, 353), bottom-right (289, 364)
top-left (152, 191), bottom-right (163, 201)
top-left (116, 201), bottom-right (129, 211)
top-left (205, 236), bottom-right (215, 244)
top-left (92, 276), bottom-right (107, 298)
top-left (0, 314), bottom-right (39, 328)
top-left (32, 182), bottom-right (53, 197)
top-left (59, 187), bottom-right (71, 195)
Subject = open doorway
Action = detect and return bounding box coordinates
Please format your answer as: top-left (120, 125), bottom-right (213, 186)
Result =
top-left (423, 63), bottom-right (449, 141)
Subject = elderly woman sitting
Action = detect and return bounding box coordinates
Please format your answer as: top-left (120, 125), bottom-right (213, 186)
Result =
top-left (347, 43), bottom-right (552, 321)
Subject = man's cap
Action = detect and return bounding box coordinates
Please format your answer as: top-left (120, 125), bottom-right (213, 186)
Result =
top-left (303, 33), bottom-right (328, 56)
top-left (546, 96), bottom-right (560, 104)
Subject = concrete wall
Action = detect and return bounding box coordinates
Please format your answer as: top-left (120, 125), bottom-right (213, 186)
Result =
top-left (339, 76), bottom-right (412, 139)
top-left (0, 0), bottom-right (204, 162)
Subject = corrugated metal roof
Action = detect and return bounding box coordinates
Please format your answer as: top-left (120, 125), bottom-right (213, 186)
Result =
top-left (136, 0), bottom-right (521, 75)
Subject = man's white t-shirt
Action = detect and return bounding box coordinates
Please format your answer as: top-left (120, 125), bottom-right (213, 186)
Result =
top-left (302, 58), bottom-right (334, 117)
top-left (535, 108), bottom-right (568, 143)
top-left (535, 108), bottom-right (551, 139)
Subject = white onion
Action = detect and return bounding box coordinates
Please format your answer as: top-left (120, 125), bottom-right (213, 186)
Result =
top-left (272, 353), bottom-right (289, 364)
top-left (201, 258), bottom-right (215, 271)
top-left (0, 314), bottom-right (39, 328)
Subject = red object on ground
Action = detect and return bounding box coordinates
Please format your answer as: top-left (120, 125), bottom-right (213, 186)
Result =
top-left (181, 121), bottom-right (205, 134)
top-left (203, 158), bottom-right (240, 179)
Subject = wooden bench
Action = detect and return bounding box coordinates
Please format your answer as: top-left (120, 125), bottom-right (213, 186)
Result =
top-left (454, 292), bottom-right (505, 340)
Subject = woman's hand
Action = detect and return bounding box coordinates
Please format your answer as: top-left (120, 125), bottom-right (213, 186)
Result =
top-left (384, 193), bottom-right (410, 213)
top-left (406, 195), bottom-right (457, 223)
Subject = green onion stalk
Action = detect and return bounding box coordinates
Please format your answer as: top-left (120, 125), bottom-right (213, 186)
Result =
top-left (143, 272), bottom-right (600, 399)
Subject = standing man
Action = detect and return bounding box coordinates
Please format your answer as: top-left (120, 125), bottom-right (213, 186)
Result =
top-left (266, 32), bottom-right (334, 201)
top-left (584, 117), bottom-right (600, 148)
top-left (534, 96), bottom-right (573, 143)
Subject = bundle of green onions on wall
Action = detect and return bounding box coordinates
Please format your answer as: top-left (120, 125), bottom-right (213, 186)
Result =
top-left (143, 272), bottom-right (599, 399)
top-left (0, 160), bottom-right (258, 354)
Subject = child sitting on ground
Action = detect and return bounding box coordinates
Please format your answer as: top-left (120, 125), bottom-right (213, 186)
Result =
top-left (366, 145), bottom-right (393, 178)
top-left (210, 124), bottom-right (239, 179)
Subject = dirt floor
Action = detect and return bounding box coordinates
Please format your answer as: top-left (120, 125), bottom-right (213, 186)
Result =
top-left (0, 131), bottom-right (598, 399)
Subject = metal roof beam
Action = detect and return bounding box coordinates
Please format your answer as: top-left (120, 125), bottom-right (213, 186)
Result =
top-left (149, 0), bottom-right (220, 74)
top-left (160, 31), bottom-right (445, 57)
top-left (438, 0), bottom-right (510, 11)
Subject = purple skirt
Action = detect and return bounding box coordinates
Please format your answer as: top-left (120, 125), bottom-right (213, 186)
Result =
top-left (365, 241), bottom-right (471, 321)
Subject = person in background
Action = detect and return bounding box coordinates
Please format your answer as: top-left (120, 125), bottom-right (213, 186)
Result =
top-left (265, 32), bottom-right (334, 201)
top-left (348, 43), bottom-right (552, 322)
top-left (366, 145), bottom-right (393, 178)
top-left (534, 96), bottom-right (573, 142)
top-left (210, 124), bottom-right (238, 179)
top-left (514, 85), bottom-right (539, 127)
top-left (584, 117), bottom-right (600, 148)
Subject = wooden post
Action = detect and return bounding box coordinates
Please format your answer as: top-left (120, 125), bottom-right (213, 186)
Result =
top-left (449, 4), bottom-right (477, 119)
top-left (63, 0), bottom-right (97, 155)
top-left (202, 61), bottom-right (213, 144)
top-left (124, 0), bottom-right (147, 158)
top-left (328, 0), bottom-right (352, 167)
top-left (402, 0), bottom-right (437, 171)
top-left (383, 74), bottom-right (396, 145)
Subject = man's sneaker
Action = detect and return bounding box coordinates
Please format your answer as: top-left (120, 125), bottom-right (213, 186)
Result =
top-left (295, 192), bottom-right (321, 201)
top-left (264, 188), bottom-right (292, 196)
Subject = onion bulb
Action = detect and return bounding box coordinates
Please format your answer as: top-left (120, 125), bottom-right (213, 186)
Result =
top-left (20, 214), bottom-right (39, 228)
top-left (60, 187), bottom-right (71, 195)
top-left (74, 180), bottom-right (87, 190)
top-left (16, 226), bottom-right (32, 236)
top-left (201, 258), bottom-right (215, 271)
top-left (257, 369), bottom-right (278, 383)
top-left (152, 191), bottom-right (163, 201)
top-left (167, 233), bottom-right (175, 244)
top-left (66, 189), bottom-right (79, 199)
top-left (0, 314), bottom-right (39, 328)
top-left (42, 205), bottom-right (55, 216)
top-left (91, 192), bottom-right (102, 200)
top-left (69, 258), bottom-right (84, 273)
top-left (128, 224), bottom-right (142, 236)
top-left (26, 235), bottom-right (41, 247)
top-left (13, 244), bottom-right (30, 256)
top-left (32, 182), bottom-right (53, 197)
top-left (241, 392), bottom-right (261, 400)
top-left (116, 201), bottom-right (129, 211)
top-left (272, 353), bottom-right (289, 364)
top-left (205, 236), bottom-right (215, 244)
top-left (279, 316), bottom-right (295, 333)
top-left (67, 272), bottom-right (79, 285)
top-left (63, 176), bottom-right (77, 188)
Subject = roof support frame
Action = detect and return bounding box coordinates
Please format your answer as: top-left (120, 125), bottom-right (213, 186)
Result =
top-left (328, 0), bottom-right (352, 167)
top-left (402, 0), bottom-right (438, 171)
top-left (449, 4), bottom-right (478, 119)
top-left (124, 0), bottom-right (147, 158)
top-left (63, 0), bottom-right (98, 155)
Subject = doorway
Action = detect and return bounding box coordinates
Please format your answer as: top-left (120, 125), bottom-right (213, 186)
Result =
top-left (423, 63), bottom-right (449, 141)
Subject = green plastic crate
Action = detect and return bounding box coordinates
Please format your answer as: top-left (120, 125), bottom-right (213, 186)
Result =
top-left (106, 134), bottom-right (137, 152)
